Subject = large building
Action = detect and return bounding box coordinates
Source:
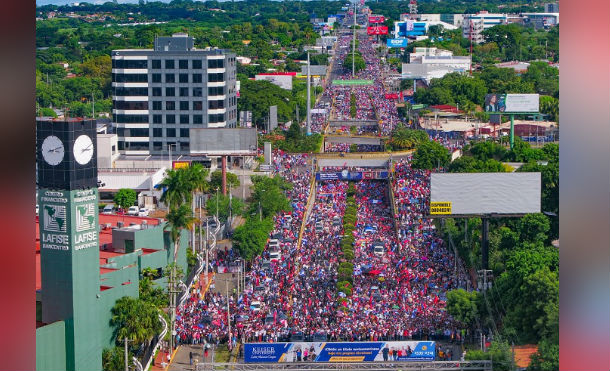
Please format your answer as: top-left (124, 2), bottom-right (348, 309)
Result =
top-left (402, 47), bottom-right (471, 83)
top-left (462, 12), bottom-right (508, 44)
top-left (35, 118), bottom-right (188, 371)
top-left (111, 33), bottom-right (238, 156)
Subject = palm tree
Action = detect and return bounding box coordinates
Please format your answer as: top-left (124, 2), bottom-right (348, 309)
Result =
top-left (164, 204), bottom-right (196, 355)
top-left (158, 169), bottom-right (189, 211)
top-left (110, 296), bottom-right (162, 350)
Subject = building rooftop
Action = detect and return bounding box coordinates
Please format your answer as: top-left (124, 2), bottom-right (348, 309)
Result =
top-left (36, 214), bottom-right (162, 291)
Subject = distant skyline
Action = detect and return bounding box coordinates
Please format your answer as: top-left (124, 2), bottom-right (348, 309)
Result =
top-left (36, 0), bottom-right (293, 5)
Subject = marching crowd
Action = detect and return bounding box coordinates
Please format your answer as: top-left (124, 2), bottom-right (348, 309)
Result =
top-left (172, 13), bottom-right (472, 351)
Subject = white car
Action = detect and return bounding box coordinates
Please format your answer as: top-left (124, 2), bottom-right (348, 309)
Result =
top-left (127, 206), bottom-right (139, 215)
top-left (138, 208), bottom-right (149, 217)
top-left (269, 250), bottom-right (281, 262)
top-left (373, 244), bottom-right (384, 256)
top-left (36, 204), bottom-right (39, 216)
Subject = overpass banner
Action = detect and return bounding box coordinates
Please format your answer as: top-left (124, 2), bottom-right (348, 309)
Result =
top-left (316, 171), bottom-right (389, 181)
top-left (244, 341), bottom-right (435, 363)
top-left (369, 15), bottom-right (385, 23)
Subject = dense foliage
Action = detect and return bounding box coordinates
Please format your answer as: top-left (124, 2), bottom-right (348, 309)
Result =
top-left (387, 126), bottom-right (429, 151)
top-left (411, 140), bottom-right (451, 170)
top-left (209, 170), bottom-right (240, 191)
top-left (206, 194), bottom-right (245, 223)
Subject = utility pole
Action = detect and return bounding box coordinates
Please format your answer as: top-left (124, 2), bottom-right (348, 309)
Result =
top-left (92, 92), bottom-right (95, 118)
top-left (198, 196), bottom-right (203, 255)
top-left (124, 337), bottom-right (129, 371)
top-left (216, 187), bottom-right (219, 222)
top-left (306, 51), bottom-right (311, 135)
top-left (205, 217), bottom-right (210, 286)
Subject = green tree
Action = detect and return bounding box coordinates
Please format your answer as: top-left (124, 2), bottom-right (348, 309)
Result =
top-left (158, 169), bottom-right (190, 210)
top-left (539, 95), bottom-right (558, 122)
top-left (446, 289), bottom-right (479, 331)
top-left (113, 188), bottom-right (137, 210)
top-left (209, 170), bottom-right (240, 191)
top-left (528, 339), bottom-right (559, 371)
top-left (249, 175), bottom-right (292, 218)
top-left (411, 140), bottom-right (450, 170)
top-left (387, 126), bottom-right (429, 150)
top-left (102, 347), bottom-right (127, 371)
top-left (110, 296), bottom-right (162, 347)
top-left (206, 194), bottom-right (245, 222)
top-left (139, 275), bottom-right (168, 308)
top-left (232, 217), bottom-right (274, 260)
top-left (344, 53), bottom-right (365, 73)
top-left (81, 55), bottom-right (111, 78)
top-left (465, 340), bottom-right (514, 371)
top-left (517, 213), bottom-right (550, 244)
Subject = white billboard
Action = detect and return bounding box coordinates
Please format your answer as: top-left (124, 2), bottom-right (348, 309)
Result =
top-left (485, 94), bottom-right (540, 113)
top-left (255, 74), bottom-right (293, 90)
top-left (429, 173), bottom-right (541, 215)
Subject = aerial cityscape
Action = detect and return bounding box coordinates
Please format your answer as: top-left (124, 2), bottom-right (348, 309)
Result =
top-left (35, 1), bottom-right (559, 370)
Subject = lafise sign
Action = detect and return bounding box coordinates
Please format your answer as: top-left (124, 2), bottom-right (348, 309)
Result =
top-left (40, 189), bottom-right (98, 252)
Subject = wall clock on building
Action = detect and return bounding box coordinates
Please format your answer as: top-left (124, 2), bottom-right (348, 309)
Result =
top-left (73, 134), bottom-right (94, 165)
top-left (41, 135), bottom-right (64, 166)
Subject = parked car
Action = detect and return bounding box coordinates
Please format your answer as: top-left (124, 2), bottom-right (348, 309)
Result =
top-left (138, 208), bottom-right (149, 217)
top-left (127, 206), bottom-right (139, 215)
top-left (102, 204), bottom-right (115, 214)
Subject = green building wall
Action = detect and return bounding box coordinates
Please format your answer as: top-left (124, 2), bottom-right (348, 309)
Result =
top-left (36, 321), bottom-right (67, 371)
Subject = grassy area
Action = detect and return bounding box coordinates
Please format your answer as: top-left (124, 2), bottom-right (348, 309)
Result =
top-left (214, 344), bottom-right (231, 363)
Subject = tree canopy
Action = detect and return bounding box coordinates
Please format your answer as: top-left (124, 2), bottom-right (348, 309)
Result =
top-left (113, 188), bottom-right (137, 210)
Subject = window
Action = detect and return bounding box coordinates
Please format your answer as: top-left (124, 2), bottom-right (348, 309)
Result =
top-left (193, 114), bottom-right (203, 124)
top-left (180, 129), bottom-right (190, 137)
top-left (153, 128), bottom-right (162, 137)
top-left (152, 87), bottom-right (162, 97)
top-left (179, 73), bottom-right (189, 83)
top-left (165, 87), bottom-right (175, 96)
top-left (208, 86), bottom-right (224, 96)
top-left (166, 101), bottom-right (175, 110)
top-left (209, 113), bottom-right (225, 123)
top-left (166, 114), bottom-right (175, 124)
top-left (208, 100), bottom-right (224, 109)
top-left (123, 142), bottom-right (149, 151)
top-left (153, 142), bottom-right (163, 151)
top-left (165, 73), bottom-right (175, 83)
top-left (192, 73), bottom-right (202, 83)
top-left (113, 101), bottom-right (148, 110)
top-left (118, 141), bottom-right (124, 150)
top-left (208, 73), bottom-right (224, 82)
top-left (114, 114), bottom-right (149, 123)
top-left (153, 114), bottom-right (162, 124)
top-left (152, 73), bottom-right (161, 83)
top-left (115, 87), bottom-right (148, 96)
top-left (152, 59), bottom-right (162, 69)
top-left (152, 101), bottom-right (162, 110)
top-left (193, 87), bottom-right (203, 97)
top-left (193, 101), bottom-right (203, 110)
top-left (192, 60), bottom-right (202, 69)
top-left (181, 141), bottom-right (190, 152)
top-left (180, 114), bottom-right (189, 124)
top-left (180, 101), bottom-right (189, 110)
top-left (113, 73), bottom-right (148, 83)
top-left (208, 59), bottom-right (224, 69)
top-left (129, 128), bottom-right (149, 137)
top-left (179, 87), bottom-right (189, 97)
top-left (167, 128), bottom-right (176, 137)
top-left (179, 60), bottom-right (188, 69)
top-left (113, 59), bottom-right (148, 69)
top-left (165, 59), bottom-right (174, 69)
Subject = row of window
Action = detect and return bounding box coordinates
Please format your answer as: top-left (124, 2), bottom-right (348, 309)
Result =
top-left (151, 59), bottom-right (226, 70)
top-left (114, 101), bottom-right (149, 110)
top-left (112, 59), bottom-right (148, 69)
top-left (117, 128), bottom-right (191, 138)
top-left (149, 100), bottom-right (226, 111)
top-left (113, 86), bottom-right (227, 98)
top-left (113, 73), bottom-right (225, 84)
top-left (151, 114), bottom-right (224, 124)
top-left (117, 141), bottom-right (190, 152)
top-left (152, 86), bottom-right (229, 97)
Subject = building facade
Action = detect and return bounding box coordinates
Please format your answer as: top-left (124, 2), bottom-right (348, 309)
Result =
top-left (462, 12), bottom-right (508, 44)
top-left (111, 33), bottom-right (238, 156)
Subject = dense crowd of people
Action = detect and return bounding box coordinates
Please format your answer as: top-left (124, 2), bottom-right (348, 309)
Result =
top-left (173, 14), bottom-right (472, 351)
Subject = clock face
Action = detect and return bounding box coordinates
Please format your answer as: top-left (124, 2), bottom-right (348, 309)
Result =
top-left (73, 134), bottom-right (94, 165)
top-left (41, 135), bottom-right (65, 166)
